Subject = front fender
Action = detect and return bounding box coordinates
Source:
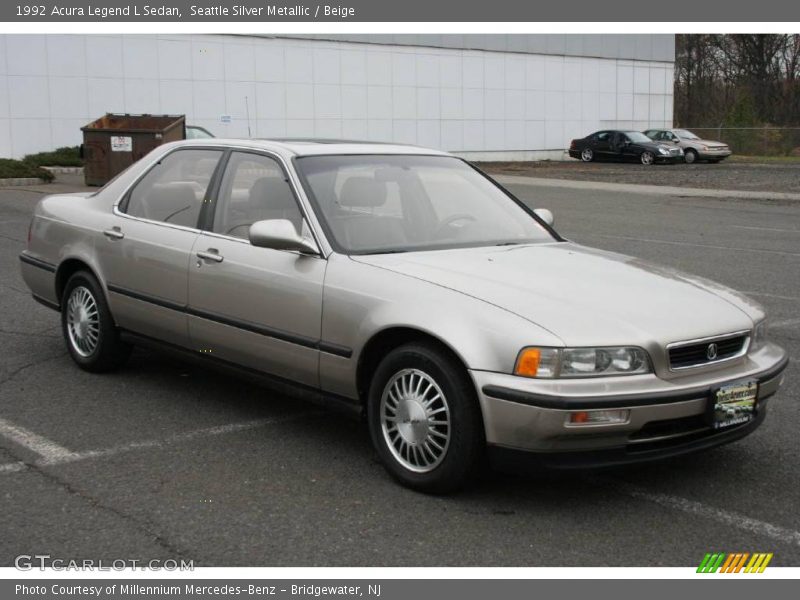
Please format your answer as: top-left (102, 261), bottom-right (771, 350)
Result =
top-left (319, 254), bottom-right (562, 399)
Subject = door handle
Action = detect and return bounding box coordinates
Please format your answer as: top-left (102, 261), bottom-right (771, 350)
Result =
top-left (196, 249), bottom-right (224, 263)
top-left (103, 228), bottom-right (124, 240)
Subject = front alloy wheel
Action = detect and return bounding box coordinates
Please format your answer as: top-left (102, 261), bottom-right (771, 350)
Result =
top-left (580, 148), bottom-right (594, 162)
top-left (367, 342), bottom-right (484, 493)
top-left (640, 151), bottom-right (655, 165)
top-left (684, 149), bottom-right (698, 164)
top-left (380, 368), bottom-right (451, 473)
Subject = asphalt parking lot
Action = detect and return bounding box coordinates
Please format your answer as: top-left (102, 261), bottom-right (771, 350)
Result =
top-left (0, 175), bottom-right (798, 567)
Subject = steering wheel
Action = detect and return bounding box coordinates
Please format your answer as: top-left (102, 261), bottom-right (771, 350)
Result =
top-left (434, 214), bottom-right (477, 237)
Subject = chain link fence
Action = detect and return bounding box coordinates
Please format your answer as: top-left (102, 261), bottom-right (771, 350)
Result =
top-left (684, 127), bottom-right (800, 157)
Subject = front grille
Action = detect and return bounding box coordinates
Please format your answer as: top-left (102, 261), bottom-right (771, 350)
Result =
top-left (668, 333), bottom-right (749, 369)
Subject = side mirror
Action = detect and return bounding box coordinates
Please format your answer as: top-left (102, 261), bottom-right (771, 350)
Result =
top-left (249, 219), bottom-right (319, 255)
top-left (534, 208), bottom-right (554, 227)
top-left (623, 139), bottom-right (631, 146)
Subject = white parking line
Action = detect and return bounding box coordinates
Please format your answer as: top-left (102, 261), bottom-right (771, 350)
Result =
top-left (0, 411), bottom-right (319, 475)
top-left (732, 225), bottom-right (800, 234)
top-left (69, 412), bottom-right (318, 464)
top-left (0, 417), bottom-right (79, 464)
top-left (0, 461), bottom-right (26, 474)
top-left (607, 479), bottom-right (800, 548)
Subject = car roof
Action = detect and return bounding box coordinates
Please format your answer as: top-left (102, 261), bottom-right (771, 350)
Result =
top-left (164, 137), bottom-right (451, 158)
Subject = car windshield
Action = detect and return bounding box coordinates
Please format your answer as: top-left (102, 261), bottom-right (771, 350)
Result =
top-left (294, 155), bottom-right (555, 254)
top-left (625, 132), bottom-right (652, 143)
top-left (673, 129), bottom-right (700, 140)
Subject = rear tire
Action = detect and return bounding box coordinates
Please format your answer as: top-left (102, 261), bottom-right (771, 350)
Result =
top-left (367, 342), bottom-right (485, 494)
top-left (61, 271), bottom-right (131, 372)
top-left (580, 148), bottom-right (594, 162)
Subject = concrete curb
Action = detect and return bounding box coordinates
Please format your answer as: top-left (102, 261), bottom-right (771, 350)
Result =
top-left (41, 166), bottom-right (84, 175)
top-left (0, 177), bottom-right (47, 187)
top-left (495, 174), bottom-right (800, 202)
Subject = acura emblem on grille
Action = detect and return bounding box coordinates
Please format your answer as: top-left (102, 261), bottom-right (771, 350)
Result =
top-left (707, 343), bottom-right (719, 360)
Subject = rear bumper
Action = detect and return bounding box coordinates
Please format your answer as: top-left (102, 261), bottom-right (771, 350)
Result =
top-left (470, 343), bottom-right (788, 465)
top-left (19, 251), bottom-right (58, 308)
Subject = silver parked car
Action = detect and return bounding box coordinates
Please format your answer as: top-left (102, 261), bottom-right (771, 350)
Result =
top-left (19, 139), bottom-right (787, 492)
top-left (644, 128), bottom-right (732, 163)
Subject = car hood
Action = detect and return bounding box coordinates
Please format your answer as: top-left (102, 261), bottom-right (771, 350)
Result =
top-left (637, 141), bottom-right (673, 152)
top-left (353, 242), bottom-right (760, 346)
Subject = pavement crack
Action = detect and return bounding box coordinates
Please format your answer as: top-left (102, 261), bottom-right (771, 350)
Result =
top-left (3, 447), bottom-right (194, 561)
top-left (0, 352), bottom-right (66, 388)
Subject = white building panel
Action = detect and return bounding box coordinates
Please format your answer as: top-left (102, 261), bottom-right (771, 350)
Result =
top-left (0, 34), bottom-right (674, 160)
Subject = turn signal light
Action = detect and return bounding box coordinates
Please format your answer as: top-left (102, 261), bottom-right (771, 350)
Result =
top-left (515, 348), bottom-right (541, 377)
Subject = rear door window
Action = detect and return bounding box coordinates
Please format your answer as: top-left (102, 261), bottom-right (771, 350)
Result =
top-left (124, 149), bottom-right (223, 228)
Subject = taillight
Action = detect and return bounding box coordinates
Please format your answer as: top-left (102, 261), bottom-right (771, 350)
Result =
top-left (569, 140), bottom-right (577, 149)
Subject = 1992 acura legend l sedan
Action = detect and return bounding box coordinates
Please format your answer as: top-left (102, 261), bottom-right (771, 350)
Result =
top-left (19, 139), bottom-right (788, 493)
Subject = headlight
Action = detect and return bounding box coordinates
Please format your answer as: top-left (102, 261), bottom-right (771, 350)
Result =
top-left (515, 347), bottom-right (651, 378)
top-left (658, 147), bottom-right (670, 155)
top-left (751, 320), bottom-right (768, 350)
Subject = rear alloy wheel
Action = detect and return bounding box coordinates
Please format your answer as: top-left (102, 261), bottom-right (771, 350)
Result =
top-left (640, 151), bottom-right (655, 165)
top-left (367, 342), bottom-right (484, 493)
top-left (61, 271), bottom-right (131, 372)
top-left (580, 148), bottom-right (594, 162)
top-left (684, 149), bottom-right (698, 164)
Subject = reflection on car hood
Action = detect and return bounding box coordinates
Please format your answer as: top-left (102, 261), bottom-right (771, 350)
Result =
top-left (686, 138), bottom-right (728, 147)
top-left (354, 242), bottom-right (760, 346)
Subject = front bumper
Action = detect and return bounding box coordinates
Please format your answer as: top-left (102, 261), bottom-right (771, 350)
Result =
top-left (697, 148), bottom-right (732, 160)
top-left (470, 342), bottom-right (788, 467)
top-left (656, 152), bottom-right (684, 163)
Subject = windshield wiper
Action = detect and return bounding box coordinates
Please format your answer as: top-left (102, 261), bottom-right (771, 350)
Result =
top-left (495, 242), bottom-right (522, 246)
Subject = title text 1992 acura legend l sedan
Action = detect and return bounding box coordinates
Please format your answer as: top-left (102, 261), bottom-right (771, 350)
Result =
top-left (19, 139), bottom-right (788, 492)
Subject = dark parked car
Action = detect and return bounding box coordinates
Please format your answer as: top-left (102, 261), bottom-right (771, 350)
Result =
top-left (569, 130), bottom-right (684, 165)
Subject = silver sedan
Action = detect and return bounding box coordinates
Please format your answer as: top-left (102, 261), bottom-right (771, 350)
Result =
top-left (19, 139), bottom-right (788, 492)
top-left (644, 128), bottom-right (733, 163)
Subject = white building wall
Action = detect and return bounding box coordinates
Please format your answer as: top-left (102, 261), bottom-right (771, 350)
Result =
top-left (0, 34), bottom-right (674, 160)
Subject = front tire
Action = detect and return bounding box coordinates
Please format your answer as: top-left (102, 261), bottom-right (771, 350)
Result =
top-left (61, 271), bottom-right (131, 372)
top-left (640, 151), bottom-right (655, 165)
top-left (580, 148), bottom-right (594, 162)
top-left (367, 342), bottom-right (485, 494)
top-left (684, 149), bottom-right (698, 164)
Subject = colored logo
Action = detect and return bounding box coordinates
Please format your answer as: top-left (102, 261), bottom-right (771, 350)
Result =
top-left (697, 552), bottom-right (773, 573)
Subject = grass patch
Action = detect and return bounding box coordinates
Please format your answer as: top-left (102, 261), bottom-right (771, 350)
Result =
top-left (0, 159), bottom-right (55, 182)
top-left (22, 146), bottom-right (83, 167)
top-left (729, 155), bottom-right (800, 164)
